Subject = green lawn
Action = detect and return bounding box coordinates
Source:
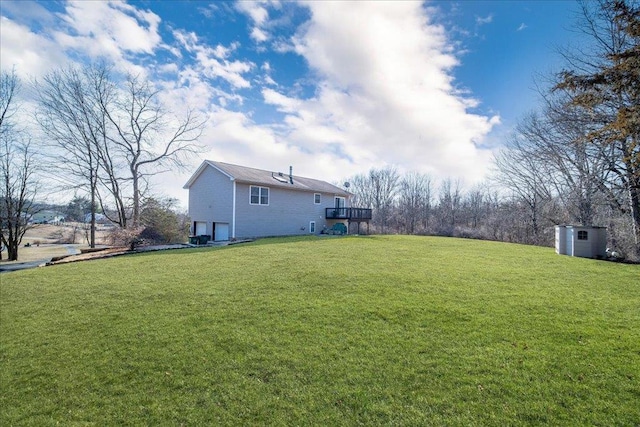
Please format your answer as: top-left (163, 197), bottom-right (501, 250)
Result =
top-left (1, 235), bottom-right (639, 426)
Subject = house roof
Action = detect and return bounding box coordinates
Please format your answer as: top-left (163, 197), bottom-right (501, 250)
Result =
top-left (184, 160), bottom-right (351, 196)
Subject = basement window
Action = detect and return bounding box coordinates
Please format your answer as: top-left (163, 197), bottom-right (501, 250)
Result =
top-left (310, 221), bottom-right (316, 233)
top-left (577, 230), bottom-right (588, 240)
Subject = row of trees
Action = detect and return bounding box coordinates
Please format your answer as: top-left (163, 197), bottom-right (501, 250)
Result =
top-left (496, 0), bottom-right (639, 259)
top-left (1, 63), bottom-right (205, 260)
top-left (346, 165), bottom-right (636, 259)
top-left (345, 0), bottom-right (639, 261)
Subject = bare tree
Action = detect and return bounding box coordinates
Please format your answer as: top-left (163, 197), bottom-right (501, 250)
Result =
top-left (36, 63), bottom-right (205, 236)
top-left (436, 178), bottom-right (463, 237)
top-left (369, 166), bottom-right (399, 233)
top-left (345, 166), bottom-right (399, 233)
top-left (0, 69), bottom-right (39, 261)
top-left (493, 136), bottom-right (555, 245)
top-left (398, 171), bottom-right (432, 234)
top-left (510, 108), bottom-right (610, 226)
top-left (347, 172), bottom-right (374, 209)
top-left (482, 190), bottom-right (507, 241)
top-left (463, 183), bottom-right (487, 229)
top-left (101, 74), bottom-right (205, 226)
top-left (35, 65), bottom-right (110, 247)
top-left (489, 1), bottom-right (640, 255)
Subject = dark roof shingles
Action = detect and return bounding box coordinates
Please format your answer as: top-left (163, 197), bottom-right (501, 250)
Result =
top-left (207, 161), bottom-right (350, 195)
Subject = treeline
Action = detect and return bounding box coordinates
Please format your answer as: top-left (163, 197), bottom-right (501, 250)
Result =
top-left (345, 1), bottom-right (640, 261)
top-left (345, 166), bottom-right (637, 260)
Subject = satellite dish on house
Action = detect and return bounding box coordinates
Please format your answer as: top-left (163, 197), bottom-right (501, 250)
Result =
top-left (344, 182), bottom-right (350, 188)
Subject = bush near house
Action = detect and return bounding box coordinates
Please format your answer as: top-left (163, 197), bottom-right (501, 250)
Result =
top-left (138, 197), bottom-right (189, 244)
top-left (1, 235), bottom-right (638, 425)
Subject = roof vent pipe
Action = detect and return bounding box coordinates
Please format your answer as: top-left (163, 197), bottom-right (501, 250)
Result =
top-left (289, 166), bottom-right (294, 184)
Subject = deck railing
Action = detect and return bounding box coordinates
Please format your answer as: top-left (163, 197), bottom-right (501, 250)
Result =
top-left (325, 207), bottom-right (372, 221)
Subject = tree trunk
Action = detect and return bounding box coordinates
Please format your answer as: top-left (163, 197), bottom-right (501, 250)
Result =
top-left (90, 170), bottom-right (96, 248)
top-left (627, 169), bottom-right (640, 257)
top-left (132, 166), bottom-right (140, 227)
top-left (8, 241), bottom-right (18, 261)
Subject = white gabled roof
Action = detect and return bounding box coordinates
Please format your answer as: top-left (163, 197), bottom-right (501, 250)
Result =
top-left (183, 160), bottom-right (351, 196)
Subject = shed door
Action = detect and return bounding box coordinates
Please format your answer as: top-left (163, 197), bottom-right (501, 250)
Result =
top-left (215, 223), bottom-right (229, 241)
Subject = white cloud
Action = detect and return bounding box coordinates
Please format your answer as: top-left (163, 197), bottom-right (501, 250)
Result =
top-left (212, 44), bottom-right (233, 59)
top-left (517, 23), bottom-right (528, 31)
top-left (236, 2), bottom-right (269, 26)
top-left (60, 1), bottom-right (162, 54)
top-left (0, 17), bottom-right (67, 79)
top-left (262, 88), bottom-right (301, 112)
top-left (172, 29), bottom-right (253, 88)
top-left (50, 0), bottom-right (164, 76)
top-left (476, 14), bottom-right (493, 26)
top-left (1, 1), bottom-right (164, 78)
top-left (236, 0), bottom-right (278, 43)
top-left (251, 27), bottom-right (269, 43)
top-left (0, 1), bottom-right (56, 26)
top-left (191, 106), bottom-right (357, 185)
top-left (277, 1), bottom-right (499, 182)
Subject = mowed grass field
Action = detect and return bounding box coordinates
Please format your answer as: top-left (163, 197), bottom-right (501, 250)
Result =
top-left (1, 235), bottom-right (639, 426)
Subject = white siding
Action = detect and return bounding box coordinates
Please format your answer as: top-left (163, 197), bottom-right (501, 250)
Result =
top-left (555, 225), bottom-right (567, 255)
top-left (188, 166), bottom-right (234, 237)
top-left (235, 183), bottom-right (342, 238)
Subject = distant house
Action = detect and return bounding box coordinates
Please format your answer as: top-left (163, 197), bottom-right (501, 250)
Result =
top-left (31, 210), bottom-right (65, 225)
top-left (183, 160), bottom-right (372, 241)
top-left (83, 213), bottom-right (112, 225)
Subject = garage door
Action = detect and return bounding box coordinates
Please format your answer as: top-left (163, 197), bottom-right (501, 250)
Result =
top-left (195, 221), bottom-right (207, 236)
top-left (215, 223), bottom-right (229, 241)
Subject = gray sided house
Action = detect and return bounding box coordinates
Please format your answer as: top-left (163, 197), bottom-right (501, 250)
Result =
top-left (183, 161), bottom-right (371, 241)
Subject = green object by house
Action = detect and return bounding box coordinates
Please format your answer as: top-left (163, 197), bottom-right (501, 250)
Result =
top-left (333, 223), bottom-right (347, 235)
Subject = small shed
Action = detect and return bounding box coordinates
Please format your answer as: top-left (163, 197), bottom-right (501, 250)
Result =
top-left (555, 225), bottom-right (607, 259)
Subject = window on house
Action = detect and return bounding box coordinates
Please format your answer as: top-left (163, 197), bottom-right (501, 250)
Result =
top-left (577, 230), bottom-right (588, 240)
top-left (314, 193), bottom-right (321, 204)
top-left (310, 221), bottom-right (316, 233)
top-left (250, 186), bottom-right (269, 205)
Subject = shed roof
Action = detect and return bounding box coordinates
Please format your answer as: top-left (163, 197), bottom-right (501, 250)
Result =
top-left (184, 160), bottom-right (350, 196)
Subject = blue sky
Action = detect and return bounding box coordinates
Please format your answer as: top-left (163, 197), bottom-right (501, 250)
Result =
top-left (0, 0), bottom-right (582, 206)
